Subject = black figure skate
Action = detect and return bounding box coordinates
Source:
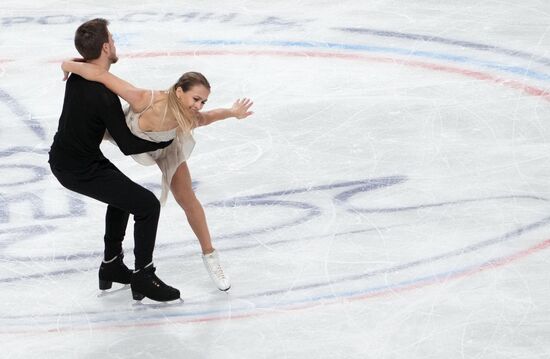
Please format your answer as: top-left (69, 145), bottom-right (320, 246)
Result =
top-left (98, 253), bottom-right (132, 290)
top-left (131, 265), bottom-right (181, 302)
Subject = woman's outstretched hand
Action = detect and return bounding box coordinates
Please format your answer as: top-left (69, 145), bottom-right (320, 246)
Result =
top-left (231, 98), bottom-right (254, 119)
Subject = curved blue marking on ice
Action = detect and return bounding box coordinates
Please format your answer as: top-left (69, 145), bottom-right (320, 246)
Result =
top-left (181, 39), bottom-right (550, 81)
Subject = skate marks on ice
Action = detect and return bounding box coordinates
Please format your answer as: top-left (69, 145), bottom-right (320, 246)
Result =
top-left (0, 22), bottom-right (549, 330)
top-left (2, 176), bottom-right (550, 332)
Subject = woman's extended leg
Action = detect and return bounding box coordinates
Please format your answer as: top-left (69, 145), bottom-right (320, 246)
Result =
top-left (170, 162), bottom-right (230, 291)
top-left (170, 162), bottom-right (213, 254)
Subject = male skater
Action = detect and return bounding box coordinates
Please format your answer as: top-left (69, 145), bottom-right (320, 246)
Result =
top-left (49, 18), bottom-right (180, 302)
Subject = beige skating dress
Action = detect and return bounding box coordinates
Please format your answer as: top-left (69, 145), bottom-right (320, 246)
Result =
top-left (108, 90), bottom-right (195, 205)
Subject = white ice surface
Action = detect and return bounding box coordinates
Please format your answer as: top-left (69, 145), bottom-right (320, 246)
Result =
top-left (1, 1), bottom-right (550, 358)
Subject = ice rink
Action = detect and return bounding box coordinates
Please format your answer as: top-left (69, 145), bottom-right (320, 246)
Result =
top-left (2, 1), bottom-right (550, 358)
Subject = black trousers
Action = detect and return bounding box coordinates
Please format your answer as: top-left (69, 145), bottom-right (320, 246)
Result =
top-left (50, 158), bottom-right (160, 269)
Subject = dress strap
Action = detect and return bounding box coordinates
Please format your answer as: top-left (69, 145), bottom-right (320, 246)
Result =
top-left (136, 90), bottom-right (155, 116)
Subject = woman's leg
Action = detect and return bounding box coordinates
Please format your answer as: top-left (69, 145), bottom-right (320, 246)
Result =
top-left (170, 162), bottom-right (214, 254)
top-left (170, 162), bottom-right (231, 291)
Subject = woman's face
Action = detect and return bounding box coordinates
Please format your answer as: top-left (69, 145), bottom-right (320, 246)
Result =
top-left (177, 85), bottom-right (210, 113)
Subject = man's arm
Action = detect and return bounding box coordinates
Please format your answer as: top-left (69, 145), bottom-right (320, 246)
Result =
top-left (97, 87), bottom-right (171, 155)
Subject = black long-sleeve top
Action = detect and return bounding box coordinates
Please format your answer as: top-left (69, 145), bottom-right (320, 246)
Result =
top-left (49, 74), bottom-right (170, 170)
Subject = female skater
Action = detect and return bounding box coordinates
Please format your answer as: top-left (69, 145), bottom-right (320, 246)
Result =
top-left (62, 60), bottom-right (254, 291)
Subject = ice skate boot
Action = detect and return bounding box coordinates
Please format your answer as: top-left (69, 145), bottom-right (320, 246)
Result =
top-left (98, 253), bottom-right (132, 290)
top-left (131, 265), bottom-right (181, 302)
top-left (202, 249), bottom-right (231, 291)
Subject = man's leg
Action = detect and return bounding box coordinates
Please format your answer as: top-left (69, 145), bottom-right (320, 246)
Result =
top-left (50, 160), bottom-right (180, 301)
top-left (51, 160), bottom-right (159, 268)
top-left (98, 205), bottom-right (131, 289)
top-left (104, 205), bottom-right (129, 261)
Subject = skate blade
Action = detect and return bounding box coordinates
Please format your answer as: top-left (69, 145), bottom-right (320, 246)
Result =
top-left (97, 284), bottom-right (130, 297)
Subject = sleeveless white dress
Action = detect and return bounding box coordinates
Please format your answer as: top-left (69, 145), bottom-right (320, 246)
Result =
top-left (106, 91), bottom-right (195, 205)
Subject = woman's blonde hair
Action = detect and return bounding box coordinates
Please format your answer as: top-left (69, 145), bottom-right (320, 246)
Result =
top-left (166, 72), bottom-right (211, 134)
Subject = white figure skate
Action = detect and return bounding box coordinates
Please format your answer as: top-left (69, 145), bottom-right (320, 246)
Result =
top-left (202, 249), bottom-right (231, 291)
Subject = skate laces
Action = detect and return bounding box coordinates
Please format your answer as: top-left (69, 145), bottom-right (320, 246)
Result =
top-left (205, 252), bottom-right (226, 279)
top-left (207, 257), bottom-right (225, 279)
top-left (212, 263), bottom-right (225, 279)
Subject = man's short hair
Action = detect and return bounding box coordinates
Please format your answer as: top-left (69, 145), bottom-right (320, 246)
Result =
top-left (74, 18), bottom-right (110, 60)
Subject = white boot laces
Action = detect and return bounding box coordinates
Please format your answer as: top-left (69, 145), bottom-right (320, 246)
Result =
top-left (212, 263), bottom-right (225, 279)
top-left (206, 254), bottom-right (225, 279)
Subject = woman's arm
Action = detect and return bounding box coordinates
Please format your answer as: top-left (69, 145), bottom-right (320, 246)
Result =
top-left (197, 98), bottom-right (254, 127)
top-left (61, 59), bottom-right (151, 112)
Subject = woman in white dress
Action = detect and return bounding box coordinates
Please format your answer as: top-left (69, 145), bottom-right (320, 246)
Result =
top-left (62, 60), bottom-right (254, 291)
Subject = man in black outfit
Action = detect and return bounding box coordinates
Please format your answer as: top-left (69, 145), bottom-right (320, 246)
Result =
top-left (49, 18), bottom-right (180, 302)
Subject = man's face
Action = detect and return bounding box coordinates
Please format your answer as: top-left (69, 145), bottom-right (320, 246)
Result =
top-left (106, 31), bottom-right (118, 64)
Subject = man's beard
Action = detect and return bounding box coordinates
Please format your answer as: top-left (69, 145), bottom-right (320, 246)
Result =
top-left (109, 54), bottom-right (119, 64)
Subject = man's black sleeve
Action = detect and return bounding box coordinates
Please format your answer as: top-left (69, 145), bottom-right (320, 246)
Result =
top-left (97, 88), bottom-right (172, 155)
